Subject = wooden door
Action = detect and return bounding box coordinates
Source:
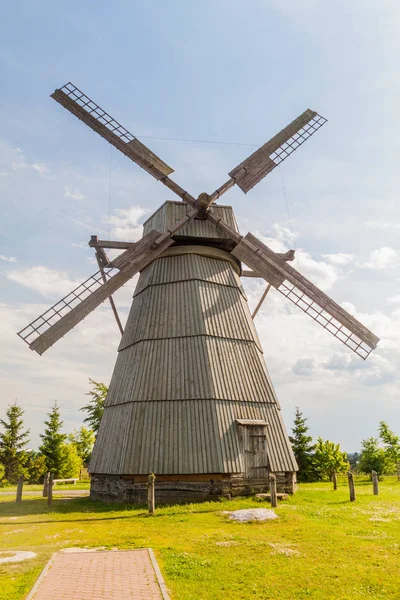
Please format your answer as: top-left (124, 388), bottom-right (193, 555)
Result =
top-left (242, 426), bottom-right (269, 479)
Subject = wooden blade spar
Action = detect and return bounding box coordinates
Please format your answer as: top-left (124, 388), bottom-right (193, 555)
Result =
top-left (51, 83), bottom-right (174, 180)
top-left (18, 205), bottom-right (199, 355)
top-left (209, 110), bottom-right (327, 200)
top-left (232, 233), bottom-right (379, 360)
top-left (17, 230), bottom-right (172, 355)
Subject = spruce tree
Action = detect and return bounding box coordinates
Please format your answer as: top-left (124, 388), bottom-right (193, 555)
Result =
top-left (289, 407), bottom-right (316, 482)
top-left (39, 401), bottom-right (67, 477)
top-left (0, 402), bottom-right (30, 483)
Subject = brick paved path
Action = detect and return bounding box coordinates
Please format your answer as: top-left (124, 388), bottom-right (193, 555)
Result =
top-left (27, 549), bottom-right (169, 600)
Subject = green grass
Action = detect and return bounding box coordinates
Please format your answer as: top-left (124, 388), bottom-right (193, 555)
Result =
top-left (1, 482), bottom-right (90, 493)
top-left (0, 479), bottom-right (399, 599)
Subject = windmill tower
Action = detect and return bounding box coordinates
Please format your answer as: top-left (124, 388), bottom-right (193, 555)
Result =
top-left (18, 83), bottom-right (379, 503)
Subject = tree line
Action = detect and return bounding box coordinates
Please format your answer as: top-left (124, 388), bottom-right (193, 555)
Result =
top-left (2, 383), bottom-right (398, 485)
top-left (290, 407), bottom-right (400, 482)
top-left (0, 379), bottom-right (107, 485)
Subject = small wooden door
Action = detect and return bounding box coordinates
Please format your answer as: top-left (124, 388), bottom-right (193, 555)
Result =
top-left (240, 425), bottom-right (269, 479)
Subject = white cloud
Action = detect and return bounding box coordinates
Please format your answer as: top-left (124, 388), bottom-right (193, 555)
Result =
top-left (105, 206), bottom-right (150, 242)
top-left (3, 144), bottom-right (52, 179)
top-left (322, 253), bottom-right (354, 266)
top-left (388, 295), bottom-right (400, 304)
top-left (0, 255), bottom-right (17, 263)
top-left (72, 242), bottom-right (88, 249)
top-left (64, 186), bottom-right (86, 201)
top-left (360, 247), bottom-right (398, 269)
top-left (292, 358), bottom-right (315, 376)
top-left (7, 266), bottom-right (80, 298)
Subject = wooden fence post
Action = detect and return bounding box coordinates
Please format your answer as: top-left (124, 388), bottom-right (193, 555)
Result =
top-left (147, 473), bottom-right (155, 514)
top-left (332, 472), bottom-right (337, 491)
top-left (347, 471), bottom-right (356, 502)
top-left (47, 474), bottom-right (54, 509)
top-left (371, 470), bottom-right (379, 495)
top-left (269, 473), bottom-right (277, 508)
top-left (42, 472), bottom-right (50, 498)
top-left (16, 476), bottom-right (24, 503)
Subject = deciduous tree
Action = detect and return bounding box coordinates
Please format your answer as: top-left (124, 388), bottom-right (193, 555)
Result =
top-left (359, 437), bottom-right (392, 476)
top-left (68, 426), bottom-right (95, 464)
top-left (313, 437), bottom-right (348, 481)
top-left (378, 421), bottom-right (400, 466)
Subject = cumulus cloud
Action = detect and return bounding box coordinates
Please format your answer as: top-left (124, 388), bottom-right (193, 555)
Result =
top-left (105, 206), bottom-right (150, 242)
top-left (388, 295), bottom-right (400, 304)
top-left (7, 266), bottom-right (80, 298)
top-left (322, 253), bottom-right (354, 266)
top-left (256, 224), bottom-right (342, 291)
top-left (292, 358), bottom-right (315, 376)
top-left (64, 186), bottom-right (86, 201)
top-left (360, 247), bottom-right (398, 269)
top-left (0, 255), bottom-right (17, 263)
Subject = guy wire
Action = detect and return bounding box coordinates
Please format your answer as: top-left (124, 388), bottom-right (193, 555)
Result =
top-left (278, 164), bottom-right (300, 271)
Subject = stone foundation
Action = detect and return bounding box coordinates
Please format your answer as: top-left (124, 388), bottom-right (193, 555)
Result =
top-left (90, 472), bottom-right (297, 504)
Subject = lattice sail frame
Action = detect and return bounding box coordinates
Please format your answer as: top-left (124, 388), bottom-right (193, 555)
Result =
top-left (51, 83), bottom-right (174, 180)
top-left (277, 281), bottom-right (373, 360)
top-left (17, 82), bottom-right (379, 360)
top-left (17, 266), bottom-right (118, 346)
top-left (269, 114), bottom-right (327, 165)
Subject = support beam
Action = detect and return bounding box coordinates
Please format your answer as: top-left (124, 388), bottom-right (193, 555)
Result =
top-left (95, 251), bottom-right (124, 336)
top-left (89, 237), bottom-right (135, 250)
top-left (252, 283), bottom-right (272, 319)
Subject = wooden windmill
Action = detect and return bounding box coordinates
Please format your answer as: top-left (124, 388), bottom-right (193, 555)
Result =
top-left (18, 83), bottom-right (379, 502)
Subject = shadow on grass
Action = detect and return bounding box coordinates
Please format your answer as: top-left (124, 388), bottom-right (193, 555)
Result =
top-left (0, 496), bottom-right (229, 524)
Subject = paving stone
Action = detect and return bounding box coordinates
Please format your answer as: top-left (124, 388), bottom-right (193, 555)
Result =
top-left (27, 549), bottom-right (168, 600)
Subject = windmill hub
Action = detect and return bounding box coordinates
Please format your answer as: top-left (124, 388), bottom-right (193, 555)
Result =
top-left (17, 82), bottom-right (379, 504)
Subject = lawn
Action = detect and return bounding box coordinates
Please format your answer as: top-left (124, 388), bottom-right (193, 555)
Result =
top-left (0, 478), bottom-right (399, 599)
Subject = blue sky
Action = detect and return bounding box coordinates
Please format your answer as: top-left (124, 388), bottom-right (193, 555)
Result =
top-left (1, 1), bottom-right (399, 450)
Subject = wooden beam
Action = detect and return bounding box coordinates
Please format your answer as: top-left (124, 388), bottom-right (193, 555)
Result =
top-left (232, 233), bottom-right (379, 351)
top-left (242, 270), bottom-right (262, 278)
top-left (89, 239), bottom-right (135, 250)
top-left (252, 283), bottom-right (272, 319)
top-left (95, 251), bottom-right (124, 336)
top-left (29, 230), bottom-right (173, 355)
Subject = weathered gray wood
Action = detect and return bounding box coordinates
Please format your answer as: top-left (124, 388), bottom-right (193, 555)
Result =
top-left (252, 283), bottom-right (272, 319)
top-left (347, 471), bottom-right (356, 502)
top-left (47, 474), bottom-right (54, 508)
top-left (372, 470), bottom-right (379, 495)
top-left (16, 476), bottom-right (23, 503)
top-left (42, 472), bottom-right (50, 498)
top-left (95, 251), bottom-right (124, 336)
top-left (228, 109), bottom-right (319, 193)
top-left (30, 230), bottom-right (174, 354)
top-left (233, 233), bottom-right (379, 350)
top-left (333, 471), bottom-right (337, 491)
top-left (52, 88), bottom-right (174, 180)
top-left (269, 473), bottom-right (277, 508)
top-left (147, 474), bottom-right (155, 514)
top-left (89, 239), bottom-right (135, 250)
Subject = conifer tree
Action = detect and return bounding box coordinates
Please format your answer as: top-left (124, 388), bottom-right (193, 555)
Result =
top-left (289, 407), bottom-right (316, 482)
top-left (80, 379), bottom-right (108, 435)
top-left (0, 402), bottom-right (30, 483)
top-left (39, 401), bottom-right (67, 477)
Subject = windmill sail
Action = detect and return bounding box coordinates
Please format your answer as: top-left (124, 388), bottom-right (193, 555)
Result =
top-left (18, 230), bottom-right (173, 355)
top-left (232, 233), bottom-right (379, 359)
top-left (228, 109), bottom-right (327, 193)
top-left (51, 83), bottom-right (174, 180)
